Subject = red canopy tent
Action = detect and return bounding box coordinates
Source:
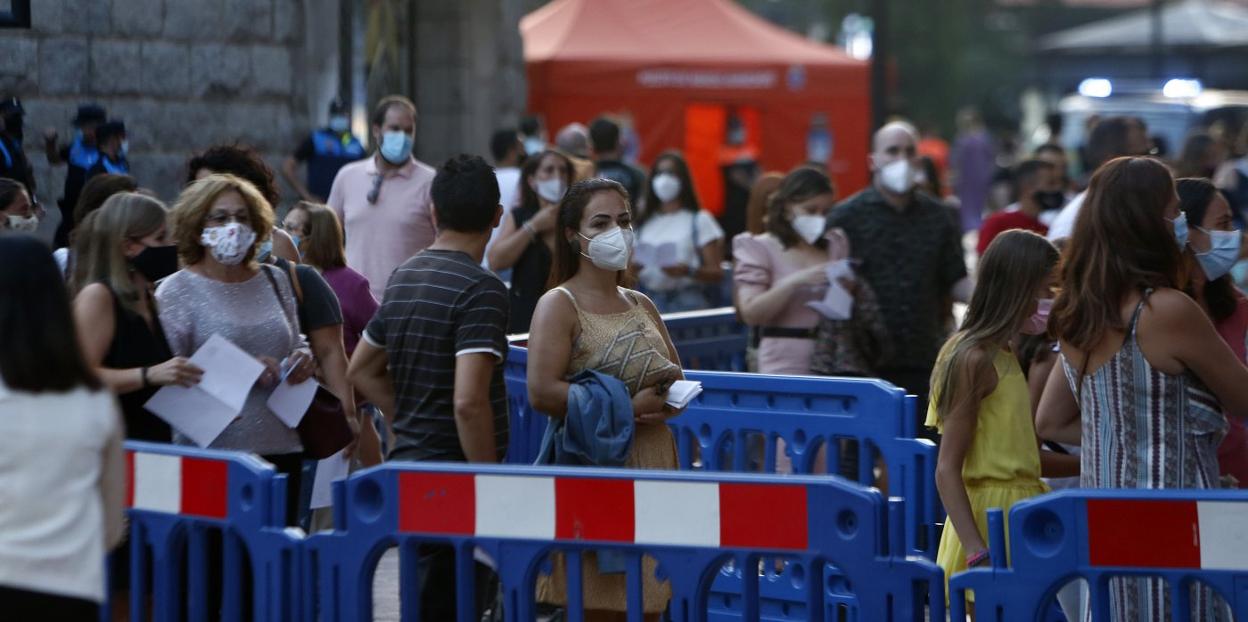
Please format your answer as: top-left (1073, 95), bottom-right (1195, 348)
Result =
top-left (521, 0), bottom-right (871, 215)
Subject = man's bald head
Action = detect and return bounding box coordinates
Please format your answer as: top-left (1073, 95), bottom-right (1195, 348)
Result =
top-left (872, 121), bottom-right (919, 154)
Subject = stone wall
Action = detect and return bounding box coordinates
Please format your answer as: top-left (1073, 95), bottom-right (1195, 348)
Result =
top-left (0, 0), bottom-right (325, 215)
top-left (0, 0), bottom-right (529, 236)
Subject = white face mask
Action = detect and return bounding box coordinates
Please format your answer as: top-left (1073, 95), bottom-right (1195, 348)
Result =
top-left (536, 177), bottom-right (566, 204)
top-left (651, 173), bottom-right (682, 203)
top-left (200, 222), bottom-right (257, 266)
top-left (6, 213), bottom-right (38, 232)
top-left (578, 226), bottom-right (634, 271)
top-left (877, 159), bottom-right (917, 195)
top-left (791, 214), bottom-right (826, 245)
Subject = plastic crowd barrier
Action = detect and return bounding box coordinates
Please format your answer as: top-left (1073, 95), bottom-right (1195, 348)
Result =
top-left (304, 462), bottom-right (945, 622)
top-left (950, 489), bottom-right (1248, 621)
top-left (662, 307), bottom-right (749, 372)
top-left (503, 307), bottom-right (746, 463)
top-left (675, 371), bottom-right (940, 559)
top-left (109, 441), bottom-right (305, 622)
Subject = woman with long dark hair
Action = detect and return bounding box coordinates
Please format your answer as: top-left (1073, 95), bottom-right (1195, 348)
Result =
top-left (526, 179), bottom-right (683, 620)
top-left (633, 150), bottom-right (725, 312)
top-left (1037, 157), bottom-right (1248, 620)
top-left (0, 235), bottom-right (124, 618)
top-left (487, 149), bottom-right (575, 333)
top-left (1175, 177), bottom-right (1248, 487)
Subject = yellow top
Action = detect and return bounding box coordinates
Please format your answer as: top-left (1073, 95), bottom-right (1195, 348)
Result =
top-left (925, 348), bottom-right (1043, 485)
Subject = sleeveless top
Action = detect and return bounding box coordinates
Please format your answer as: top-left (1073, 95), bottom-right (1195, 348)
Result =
top-left (507, 205), bottom-right (552, 334)
top-left (1061, 290), bottom-right (1229, 622)
top-left (554, 286), bottom-right (681, 396)
top-left (101, 284), bottom-right (174, 442)
top-left (925, 349), bottom-right (1043, 486)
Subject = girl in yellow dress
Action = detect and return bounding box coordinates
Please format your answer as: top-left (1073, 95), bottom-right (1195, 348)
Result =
top-left (926, 229), bottom-right (1077, 613)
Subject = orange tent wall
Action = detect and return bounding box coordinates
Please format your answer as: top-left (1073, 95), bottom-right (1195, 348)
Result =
top-left (527, 63), bottom-right (871, 207)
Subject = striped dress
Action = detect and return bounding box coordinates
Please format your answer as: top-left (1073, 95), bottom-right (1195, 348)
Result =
top-left (1061, 291), bottom-right (1229, 622)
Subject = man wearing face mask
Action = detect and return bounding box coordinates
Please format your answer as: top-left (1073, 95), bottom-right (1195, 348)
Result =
top-left (283, 99), bottom-right (366, 203)
top-left (45, 103), bottom-right (107, 248)
top-left (0, 97), bottom-right (37, 197)
top-left (328, 95), bottom-right (436, 300)
top-left (86, 121), bottom-right (130, 179)
top-left (827, 121), bottom-right (971, 439)
top-left (975, 159), bottom-right (1059, 256)
top-left (1047, 116), bottom-right (1149, 241)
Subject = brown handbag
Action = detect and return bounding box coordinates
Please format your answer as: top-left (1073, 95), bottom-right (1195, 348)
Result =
top-left (262, 261), bottom-right (353, 459)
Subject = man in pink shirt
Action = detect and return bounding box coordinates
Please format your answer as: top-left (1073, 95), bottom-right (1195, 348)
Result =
top-left (328, 95), bottom-right (436, 300)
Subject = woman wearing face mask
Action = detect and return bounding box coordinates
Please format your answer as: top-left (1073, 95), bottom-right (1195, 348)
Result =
top-left (1037, 158), bottom-right (1248, 621)
top-left (0, 177), bottom-right (39, 233)
top-left (157, 174), bottom-right (325, 524)
top-left (487, 149), bottom-right (575, 334)
top-left (284, 201), bottom-right (383, 465)
top-left (527, 179), bottom-right (684, 620)
top-left (733, 167), bottom-right (837, 376)
top-left (71, 193), bottom-right (201, 442)
top-left (1177, 178), bottom-right (1248, 488)
top-left (633, 151), bottom-right (725, 312)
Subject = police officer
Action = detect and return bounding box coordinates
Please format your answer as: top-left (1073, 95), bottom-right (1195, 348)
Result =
top-left (0, 96), bottom-right (37, 195)
top-left (87, 120), bottom-right (129, 178)
top-left (43, 103), bottom-right (107, 248)
top-left (281, 98), bottom-right (365, 202)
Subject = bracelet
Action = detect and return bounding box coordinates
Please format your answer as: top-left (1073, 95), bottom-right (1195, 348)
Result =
top-left (140, 366), bottom-right (150, 388)
top-left (522, 221), bottom-right (538, 237)
top-left (966, 549), bottom-right (990, 568)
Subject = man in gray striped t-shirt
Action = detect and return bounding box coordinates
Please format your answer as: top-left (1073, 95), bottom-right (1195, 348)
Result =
top-left (349, 154), bottom-right (510, 465)
top-left (348, 154), bottom-right (509, 619)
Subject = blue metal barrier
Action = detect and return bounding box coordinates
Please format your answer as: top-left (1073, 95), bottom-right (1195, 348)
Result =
top-left (950, 488), bottom-right (1248, 621)
top-left (503, 344), bottom-right (546, 464)
top-left (110, 441), bottom-right (304, 622)
top-left (304, 462), bottom-right (944, 622)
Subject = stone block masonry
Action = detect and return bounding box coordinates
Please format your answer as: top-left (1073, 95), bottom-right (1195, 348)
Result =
top-left (10, 0), bottom-right (314, 206)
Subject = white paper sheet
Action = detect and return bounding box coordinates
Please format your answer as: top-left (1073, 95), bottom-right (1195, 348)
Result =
top-left (807, 260), bottom-right (855, 320)
top-left (654, 242), bottom-right (680, 267)
top-left (633, 242), bottom-right (658, 267)
top-left (143, 334), bottom-right (264, 447)
top-left (267, 378), bottom-right (319, 428)
top-left (665, 380), bottom-right (703, 409)
top-left (144, 384), bottom-right (240, 447)
top-left (310, 449), bottom-right (351, 509)
top-left (190, 334), bottom-right (266, 413)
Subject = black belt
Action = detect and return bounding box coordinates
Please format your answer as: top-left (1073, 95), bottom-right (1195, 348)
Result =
top-left (759, 326), bottom-right (817, 339)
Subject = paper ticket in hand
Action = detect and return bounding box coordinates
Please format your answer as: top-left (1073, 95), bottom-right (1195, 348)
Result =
top-left (807, 260), bottom-right (855, 320)
top-left (664, 380), bottom-right (703, 409)
top-left (144, 334), bottom-right (264, 447)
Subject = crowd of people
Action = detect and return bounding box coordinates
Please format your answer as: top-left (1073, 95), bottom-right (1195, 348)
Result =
top-left (1, 88), bottom-right (1247, 621)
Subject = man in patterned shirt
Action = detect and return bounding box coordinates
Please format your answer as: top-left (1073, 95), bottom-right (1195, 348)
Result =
top-left (827, 121), bottom-right (971, 439)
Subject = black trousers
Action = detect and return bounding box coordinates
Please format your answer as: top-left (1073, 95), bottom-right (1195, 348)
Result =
top-left (418, 545), bottom-right (499, 620)
top-left (0, 585), bottom-right (99, 621)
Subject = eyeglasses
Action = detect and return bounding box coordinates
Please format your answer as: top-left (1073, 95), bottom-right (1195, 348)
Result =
top-left (204, 212), bottom-right (250, 227)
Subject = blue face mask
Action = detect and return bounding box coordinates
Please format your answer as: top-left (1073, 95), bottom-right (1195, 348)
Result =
top-left (289, 234), bottom-right (301, 249)
top-left (1195, 227), bottom-right (1242, 280)
top-left (329, 115), bottom-right (350, 133)
top-left (1169, 212), bottom-right (1189, 250)
top-left (379, 131), bottom-right (413, 165)
top-left (256, 238), bottom-right (273, 263)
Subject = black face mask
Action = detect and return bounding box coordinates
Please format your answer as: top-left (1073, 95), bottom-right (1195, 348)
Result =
top-left (1033, 190), bottom-right (1066, 212)
top-left (130, 244), bottom-right (179, 283)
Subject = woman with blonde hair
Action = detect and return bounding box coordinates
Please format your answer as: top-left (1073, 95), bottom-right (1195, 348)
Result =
top-left (157, 174), bottom-right (324, 523)
top-left (72, 192), bottom-right (202, 442)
